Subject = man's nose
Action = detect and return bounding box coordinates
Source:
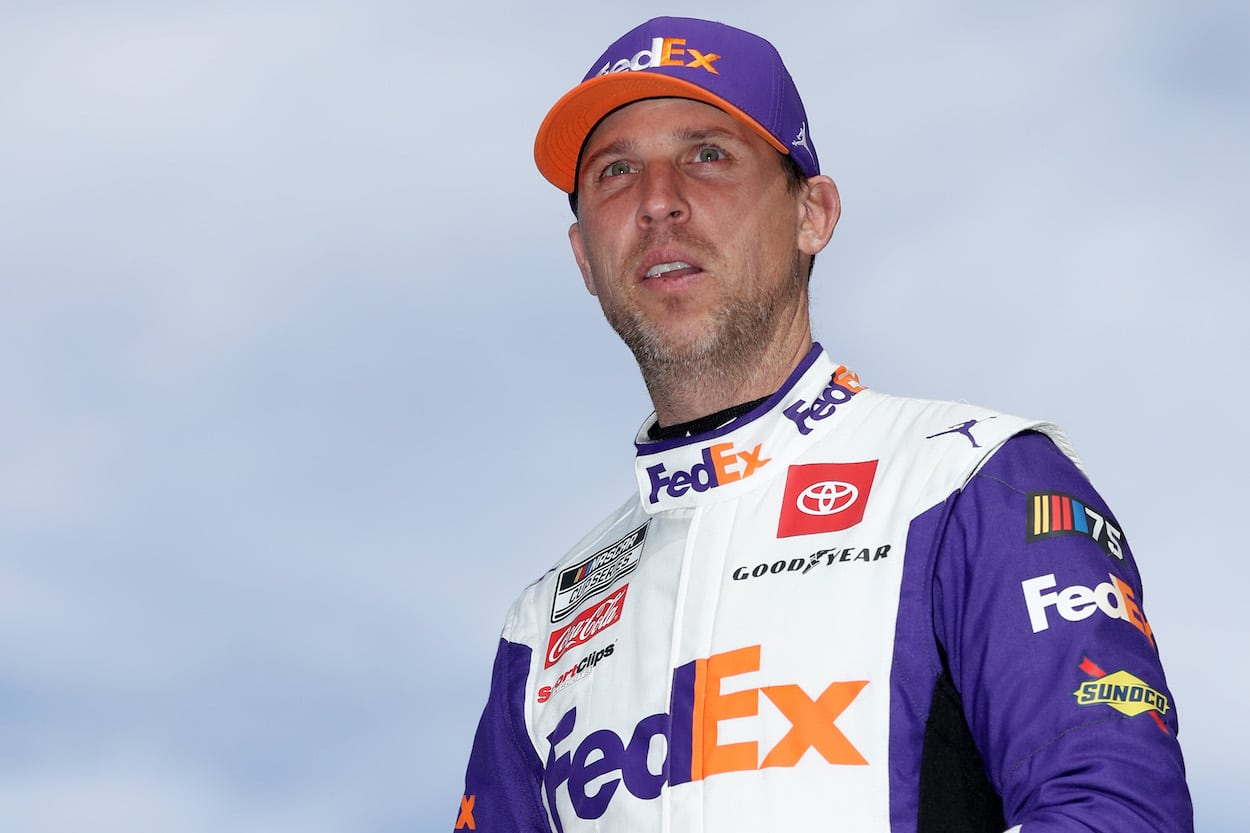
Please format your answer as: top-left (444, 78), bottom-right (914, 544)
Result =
top-left (636, 165), bottom-right (690, 227)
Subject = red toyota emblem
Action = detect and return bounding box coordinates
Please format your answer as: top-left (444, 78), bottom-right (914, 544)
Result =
top-left (777, 461), bottom-right (878, 538)
top-left (796, 480), bottom-right (859, 515)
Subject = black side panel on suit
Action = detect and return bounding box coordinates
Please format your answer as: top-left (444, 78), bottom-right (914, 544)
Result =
top-left (918, 668), bottom-right (1006, 833)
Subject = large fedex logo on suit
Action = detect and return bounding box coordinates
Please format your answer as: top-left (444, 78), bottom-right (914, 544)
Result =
top-left (541, 644), bottom-right (868, 832)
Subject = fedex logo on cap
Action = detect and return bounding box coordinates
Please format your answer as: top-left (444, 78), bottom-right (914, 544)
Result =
top-left (596, 37), bottom-right (721, 76)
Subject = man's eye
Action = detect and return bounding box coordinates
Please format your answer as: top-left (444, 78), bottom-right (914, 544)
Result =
top-left (696, 147), bottom-right (724, 162)
top-left (604, 160), bottom-right (634, 177)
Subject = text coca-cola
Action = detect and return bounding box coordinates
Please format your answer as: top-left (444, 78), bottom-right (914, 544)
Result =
top-left (545, 585), bottom-right (628, 667)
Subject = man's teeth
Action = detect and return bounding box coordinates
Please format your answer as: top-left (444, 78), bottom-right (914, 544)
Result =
top-left (646, 261), bottom-right (693, 278)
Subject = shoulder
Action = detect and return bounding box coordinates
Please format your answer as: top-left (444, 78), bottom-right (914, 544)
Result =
top-left (853, 389), bottom-right (1048, 451)
top-left (501, 493), bottom-right (646, 638)
top-left (962, 430), bottom-right (1098, 517)
top-left (833, 387), bottom-right (1076, 499)
top-left (971, 428), bottom-right (1085, 481)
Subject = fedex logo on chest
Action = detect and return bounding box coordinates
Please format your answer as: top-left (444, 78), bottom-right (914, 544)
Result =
top-left (542, 644), bottom-right (869, 832)
top-left (645, 442), bottom-right (770, 505)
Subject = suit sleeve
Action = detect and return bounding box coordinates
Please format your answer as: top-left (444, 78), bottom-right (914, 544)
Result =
top-left (454, 637), bottom-right (552, 832)
top-left (933, 431), bottom-right (1193, 832)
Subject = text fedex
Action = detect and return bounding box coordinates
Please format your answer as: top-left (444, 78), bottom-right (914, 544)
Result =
top-left (1021, 572), bottom-right (1155, 648)
top-left (646, 442), bottom-right (770, 504)
top-left (783, 366), bottom-right (864, 435)
top-left (542, 644), bottom-right (868, 833)
top-left (596, 37), bottom-right (722, 76)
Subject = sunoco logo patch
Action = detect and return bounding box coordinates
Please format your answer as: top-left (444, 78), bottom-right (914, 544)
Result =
top-left (1074, 656), bottom-right (1170, 734)
top-left (551, 523), bottom-right (647, 622)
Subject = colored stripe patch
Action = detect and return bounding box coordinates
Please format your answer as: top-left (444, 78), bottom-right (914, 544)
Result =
top-left (1026, 491), bottom-right (1125, 560)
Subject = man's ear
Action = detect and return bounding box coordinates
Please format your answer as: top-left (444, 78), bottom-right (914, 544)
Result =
top-left (568, 222), bottom-right (598, 296)
top-left (796, 175), bottom-right (841, 257)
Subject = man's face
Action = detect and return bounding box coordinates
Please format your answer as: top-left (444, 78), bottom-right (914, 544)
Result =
top-left (568, 98), bottom-right (819, 374)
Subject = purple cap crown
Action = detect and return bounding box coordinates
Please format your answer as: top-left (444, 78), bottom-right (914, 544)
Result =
top-left (534, 17), bottom-right (819, 194)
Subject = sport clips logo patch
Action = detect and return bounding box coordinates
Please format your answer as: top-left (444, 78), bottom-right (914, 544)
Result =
top-left (776, 460), bottom-right (878, 538)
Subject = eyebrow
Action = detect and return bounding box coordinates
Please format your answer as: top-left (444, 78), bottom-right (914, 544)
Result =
top-left (673, 126), bottom-right (739, 143)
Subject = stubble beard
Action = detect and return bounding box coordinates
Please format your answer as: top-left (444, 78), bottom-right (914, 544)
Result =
top-left (600, 247), bottom-right (806, 409)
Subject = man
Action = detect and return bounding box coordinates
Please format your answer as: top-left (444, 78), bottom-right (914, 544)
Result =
top-left (454, 16), bottom-right (1192, 833)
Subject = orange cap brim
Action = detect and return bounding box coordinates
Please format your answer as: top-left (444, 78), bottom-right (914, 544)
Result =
top-left (534, 73), bottom-right (790, 194)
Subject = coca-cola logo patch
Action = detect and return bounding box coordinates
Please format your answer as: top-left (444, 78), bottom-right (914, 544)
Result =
top-left (546, 585), bottom-right (627, 668)
top-left (776, 460), bottom-right (878, 538)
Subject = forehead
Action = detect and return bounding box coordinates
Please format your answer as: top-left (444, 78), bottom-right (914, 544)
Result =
top-left (582, 97), bottom-right (762, 153)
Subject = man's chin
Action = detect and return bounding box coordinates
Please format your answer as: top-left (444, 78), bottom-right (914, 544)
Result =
top-left (618, 323), bottom-right (721, 369)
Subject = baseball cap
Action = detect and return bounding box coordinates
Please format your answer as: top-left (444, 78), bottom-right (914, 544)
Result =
top-left (534, 16), bottom-right (819, 195)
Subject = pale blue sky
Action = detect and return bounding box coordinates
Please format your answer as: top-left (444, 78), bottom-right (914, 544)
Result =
top-left (1, 1), bottom-right (1247, 830)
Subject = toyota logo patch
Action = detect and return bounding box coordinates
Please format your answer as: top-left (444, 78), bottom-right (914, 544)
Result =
top-left (777, 461), bottom-right (878, 538)
top-left (797, 481), bottom-right (859, 516)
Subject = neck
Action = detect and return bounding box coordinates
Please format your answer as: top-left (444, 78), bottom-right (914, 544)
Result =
top-left (644, 330), bottom-right (813, 427)
top-left (647, 395), bottom-right (771, 441)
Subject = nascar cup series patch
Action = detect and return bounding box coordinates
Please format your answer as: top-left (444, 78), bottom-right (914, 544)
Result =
top-left (551, 522), bottom-right (648, 622)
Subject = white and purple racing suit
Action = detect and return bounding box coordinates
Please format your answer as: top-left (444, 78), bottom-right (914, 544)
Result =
top-left (454, 343), bottom-right (1193, 832)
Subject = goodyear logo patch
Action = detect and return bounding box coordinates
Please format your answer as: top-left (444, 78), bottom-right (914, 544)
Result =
top-left (1027, 491), bottom-right (1125, 560)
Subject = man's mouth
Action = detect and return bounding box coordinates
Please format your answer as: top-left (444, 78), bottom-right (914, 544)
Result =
top-left (644, 261), bottom-right (699, 279)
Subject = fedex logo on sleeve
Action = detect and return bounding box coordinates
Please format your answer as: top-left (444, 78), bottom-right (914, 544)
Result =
top-left (1021, 572), bottom-right (1155, 649)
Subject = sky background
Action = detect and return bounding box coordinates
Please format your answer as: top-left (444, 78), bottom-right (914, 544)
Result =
top-left (1, 1), bottom-right (1246, 830)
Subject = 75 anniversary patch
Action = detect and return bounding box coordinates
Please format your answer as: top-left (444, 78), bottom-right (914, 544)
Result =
top-left (1027, 491), bottom-right (1125, 560)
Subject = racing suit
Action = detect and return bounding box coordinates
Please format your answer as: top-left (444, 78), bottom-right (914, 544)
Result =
top-left (455, 343), bottom-right (1193, 832)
